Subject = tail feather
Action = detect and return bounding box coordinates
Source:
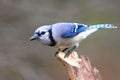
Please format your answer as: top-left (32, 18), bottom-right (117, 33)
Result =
top-left (89, 24), bottom-right (117, 30)
top-left (82, 24), bottom-right (117, 39)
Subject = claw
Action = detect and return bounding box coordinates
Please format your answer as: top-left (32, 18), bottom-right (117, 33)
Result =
top-left (62, 48), bottom-right (69, 52)
top-left (64, 45), bottom-right (77, 58)
top-left (55, 49), bottom-right (61, 57)
top-left (64, 50), bottom-right (72, 58)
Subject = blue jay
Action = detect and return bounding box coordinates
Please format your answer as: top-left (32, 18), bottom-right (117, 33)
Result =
top-left (29, 22), bottom-right (117, 57)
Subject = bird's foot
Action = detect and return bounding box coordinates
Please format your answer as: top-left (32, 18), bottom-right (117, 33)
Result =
top-left (55, 48), bottom-right (61, 57)
top-left (55, 48), bottom-right (69, 57)
top-left (64, 45), bottom-right (77, 58)
top-left (55, 45), bottom-right (77, 58)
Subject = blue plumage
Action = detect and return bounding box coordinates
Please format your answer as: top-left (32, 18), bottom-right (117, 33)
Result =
top-left (61, 23), bottom-right (117, 38)
top-left (29, 22), bottom-right (117, 57)
top-left (88, 24), bottom-right (117, 29)
top-left (61, 23), bottom-right (88, 38)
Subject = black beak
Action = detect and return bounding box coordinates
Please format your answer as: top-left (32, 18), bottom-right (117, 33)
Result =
top-left (29, 34), bottom-right (38, 41)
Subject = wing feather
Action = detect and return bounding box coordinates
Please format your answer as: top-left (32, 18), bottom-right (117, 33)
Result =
top-left (61, 23), bottom-right (88, 38)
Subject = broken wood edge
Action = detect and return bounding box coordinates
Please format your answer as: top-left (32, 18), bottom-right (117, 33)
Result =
top-left (56, 51), bottom-right (102, 80)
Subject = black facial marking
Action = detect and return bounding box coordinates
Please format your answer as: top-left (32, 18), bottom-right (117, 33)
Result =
top-left (41, 31), bottom-right (46, 35)
top-left (48, 29), bottom-right (56, 46)
top-left (35, 32), bottom-right (41, 36)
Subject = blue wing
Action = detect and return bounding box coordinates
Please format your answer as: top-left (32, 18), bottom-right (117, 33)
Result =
top-left (61, 23), bottom-right (117, 38)
top-left (61, 23), bottom-right (88, 38)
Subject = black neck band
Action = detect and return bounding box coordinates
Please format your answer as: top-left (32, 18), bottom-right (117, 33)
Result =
top-left (48, 29), bottom-right (56, 46)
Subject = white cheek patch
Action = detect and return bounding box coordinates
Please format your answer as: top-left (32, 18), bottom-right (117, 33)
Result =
top-left (39, 33), bottom-right (51, 45)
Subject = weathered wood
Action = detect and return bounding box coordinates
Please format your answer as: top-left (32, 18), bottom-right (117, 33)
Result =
top-left (56, 51), bottom-right (102, 80)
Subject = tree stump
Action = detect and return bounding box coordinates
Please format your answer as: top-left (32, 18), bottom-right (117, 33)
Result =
top-left (56, 51), bottom-right (102, 80)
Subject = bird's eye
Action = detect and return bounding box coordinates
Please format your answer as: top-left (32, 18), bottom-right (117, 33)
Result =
top-left (41, 31), bottom-right (46, 35)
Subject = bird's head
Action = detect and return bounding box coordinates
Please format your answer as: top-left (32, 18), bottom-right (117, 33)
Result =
top-left (29, 25), bottom-right (54, 46)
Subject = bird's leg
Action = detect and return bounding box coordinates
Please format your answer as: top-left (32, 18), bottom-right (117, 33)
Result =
top-left (64, 43), bottom-right (79, 58)
top-left (64, 46), bottom-right (76, 58)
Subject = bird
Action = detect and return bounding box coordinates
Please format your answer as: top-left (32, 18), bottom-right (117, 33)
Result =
top-left (29, 22), bottom-right (117, 58)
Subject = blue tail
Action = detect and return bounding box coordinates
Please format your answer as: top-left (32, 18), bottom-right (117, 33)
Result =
top-left (88, 24), bottom-right (117, 30)
top-left (80, 24), bottom-right (117, 39)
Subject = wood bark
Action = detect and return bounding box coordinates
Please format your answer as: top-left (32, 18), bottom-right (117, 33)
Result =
top-left (56, 51), bottom-right (102, 80)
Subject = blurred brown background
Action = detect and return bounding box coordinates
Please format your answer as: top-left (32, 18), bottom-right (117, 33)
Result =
top-left (0, 0), bottom-right (119, 80)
